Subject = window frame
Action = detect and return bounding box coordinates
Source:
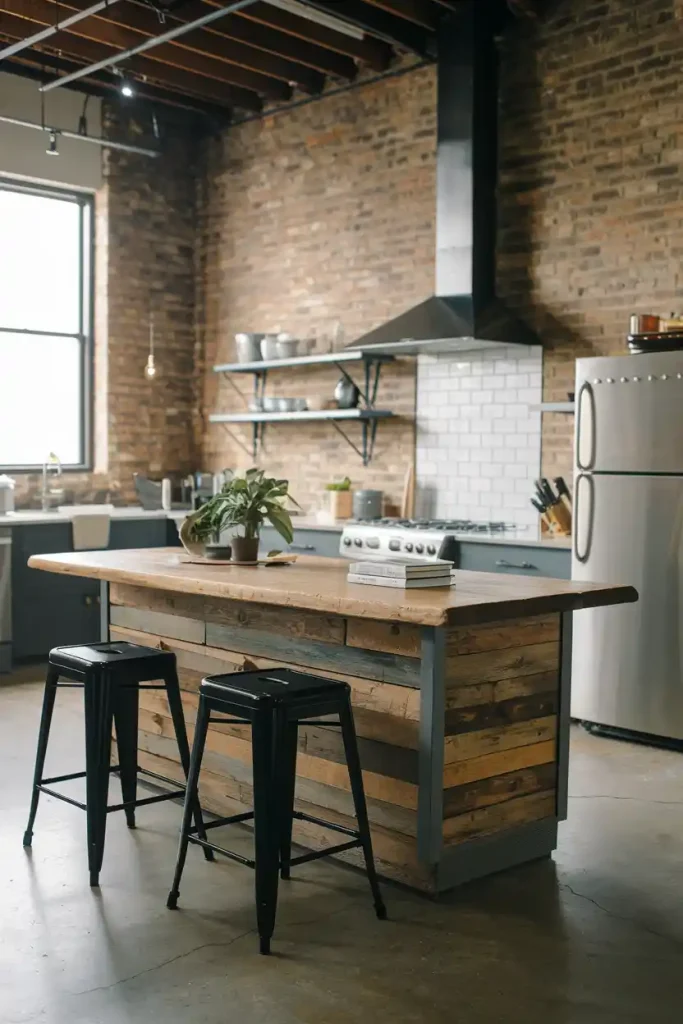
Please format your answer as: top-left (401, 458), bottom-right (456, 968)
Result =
top-left (0, 176), bottom-right (95, 474)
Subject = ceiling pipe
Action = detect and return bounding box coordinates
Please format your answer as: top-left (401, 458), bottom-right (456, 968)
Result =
top-left (0, 0), bottom-right (123, 61)
top-left (0, 113), bottom-right (160, 157)
top-left (39, 0), bottom-right (260, 93)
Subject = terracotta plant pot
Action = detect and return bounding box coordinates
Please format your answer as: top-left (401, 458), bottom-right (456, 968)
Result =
top-left (329, 490), bottom-right (353, 520)
top-left (231, 536), bottom-right (259, 563)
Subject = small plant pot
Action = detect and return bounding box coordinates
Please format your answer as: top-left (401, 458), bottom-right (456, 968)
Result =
top-left (231, 536), bottom-right (259, 563)
top-left (329, 490), bottom-right (353, 520)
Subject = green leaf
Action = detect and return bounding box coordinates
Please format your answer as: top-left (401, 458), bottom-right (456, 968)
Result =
top-left (267, 504), bottom-right (294, 545)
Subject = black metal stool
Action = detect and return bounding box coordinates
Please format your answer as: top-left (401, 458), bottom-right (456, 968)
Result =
top-left (23, 640), bottom-right (213, 886)
top-left (166, 667), bottom-right (387, 954)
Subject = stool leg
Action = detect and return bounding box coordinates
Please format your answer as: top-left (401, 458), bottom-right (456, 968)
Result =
top-left (278, 721), bottom-right (298, 880)
top-left (23, 668), bottom-right (60, 847)
top-left (113, 685), bottom-right (139, 828)
top-left (252, 709), bottom-right (280, 955)
top-left (164, 668), bottom-right (214, 863)
top-left (339, 696), bottom-right (387, 920)
top-left (167, 696), bottom-right (210, 909)
top-left (84, 672), bottom-right (114, 887)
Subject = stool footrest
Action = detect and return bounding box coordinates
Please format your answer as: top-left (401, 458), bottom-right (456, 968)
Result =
top-left (290, 839), bottom-right (362, 867)
top-left (37, 785), bottom-right (87, 811)
top-left (41, 765), bottom-right (122, 786)
top-left (189, 810), bottom-right (255, 833)
top-left (188, 835), bottom-right (256, 868)
top-left (36, 766), bottom-right (188, 816)
top-left (107, 789), bottom-right (186, 813)
top-left (293, 810), bottom-right (361, 840)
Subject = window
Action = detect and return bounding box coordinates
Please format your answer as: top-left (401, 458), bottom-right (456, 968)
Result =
top-left (0, 179), bottom-right (93, 471)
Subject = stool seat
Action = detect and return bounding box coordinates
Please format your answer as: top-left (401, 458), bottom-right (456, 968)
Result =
top-left (49, 640), bottom-right (174, 678)
top-left (168, 666), bottom-right (386, 955)
top-left (201, 667), bottom-right (349, 706)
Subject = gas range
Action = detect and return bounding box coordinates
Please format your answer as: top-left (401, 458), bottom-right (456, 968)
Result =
top-left (339, 518), bottom-right (527, 561)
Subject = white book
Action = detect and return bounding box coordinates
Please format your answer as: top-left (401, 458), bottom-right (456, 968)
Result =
top-left (350, 557), bottom-right (454, 578)
top-left (347, 572), bottom-right (456, 589)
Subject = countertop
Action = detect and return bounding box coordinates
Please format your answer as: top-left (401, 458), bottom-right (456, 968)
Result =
top-left (28, 548), bottom-right (636, 627)
top-left (0, 510), bottom-right (572, 550)
top-left (0, 507), bottom-right (189, 527)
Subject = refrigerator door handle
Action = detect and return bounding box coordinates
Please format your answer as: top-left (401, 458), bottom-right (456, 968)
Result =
top-left (574, 472), bottom-right (595, 564)
top-left (576, 380), bottom-right (596, 471)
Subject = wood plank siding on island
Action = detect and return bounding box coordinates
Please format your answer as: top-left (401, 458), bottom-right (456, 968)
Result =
top-left (29, 549), bottom-right (636, 893)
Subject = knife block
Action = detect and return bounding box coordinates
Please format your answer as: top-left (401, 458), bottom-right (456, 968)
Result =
top-left (546, 502), bottom-right (571, 536)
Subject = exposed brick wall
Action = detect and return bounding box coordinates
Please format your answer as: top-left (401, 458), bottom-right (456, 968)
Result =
top-left (17, 0), bottom-right (681, 511)
top-left (498, 0), bottom-right (683, 482)
top-left (196, 66), bottom-right (435, 515)
top-left (15, 109), bottom-right (197, 507)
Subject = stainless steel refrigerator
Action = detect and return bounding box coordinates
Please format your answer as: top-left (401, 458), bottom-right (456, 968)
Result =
top-left (571, 350), bottom-right (683, 741)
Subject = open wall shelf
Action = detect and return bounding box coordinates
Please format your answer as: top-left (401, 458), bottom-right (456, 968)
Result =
top-left (211, 351), bottom-right (397, 464)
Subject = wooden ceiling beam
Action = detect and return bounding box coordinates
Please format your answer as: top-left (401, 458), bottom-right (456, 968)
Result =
top-left (0, 14), bottom-right (263, 109)
top-left (300, 0), bottom-right (434, 56)
top-left (31, 0), bottom-right (325, 92)
top-left (145, 0), bottom-right (358, 80)
top-left (2, 0), bottom-right (291, 99)
top-left (3, 47), bottom-right (234, 119)
top-left (239, 1), bottom-right (393, 71)
top-left (362, 0), bottom-right (439, 30)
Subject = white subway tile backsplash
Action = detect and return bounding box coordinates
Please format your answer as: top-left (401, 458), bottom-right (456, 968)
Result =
top-left (415, 345), bottom-right (542, 527)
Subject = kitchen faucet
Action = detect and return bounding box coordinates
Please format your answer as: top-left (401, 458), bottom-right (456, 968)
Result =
top-left (41, 452), bottom-right (63, 512)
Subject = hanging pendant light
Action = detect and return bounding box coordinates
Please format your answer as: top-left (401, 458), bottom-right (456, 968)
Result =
top-left (145, 314), bottom-right (156, 379)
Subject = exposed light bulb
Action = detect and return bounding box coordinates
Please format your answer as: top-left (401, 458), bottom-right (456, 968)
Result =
top-left (121, 80), bottom-right (135, 98)
top-left (145, 313), bottom-right (156, 379)
top-left (46, 131), bottom-right (59, 156)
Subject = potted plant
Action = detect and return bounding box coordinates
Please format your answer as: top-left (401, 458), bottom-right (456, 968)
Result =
top-left (180, 469), bottom-right (298, 563)
top-left (325, 476), bottom-right (352, 520)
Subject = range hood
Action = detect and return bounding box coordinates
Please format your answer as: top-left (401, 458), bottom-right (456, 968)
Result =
top-left (350, 1), bottom-right (539, 356)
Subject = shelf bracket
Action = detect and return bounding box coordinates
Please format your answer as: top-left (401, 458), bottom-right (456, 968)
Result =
top-left (329, 418), bottom-right (379, 466)
top-left (333, 357), bottom-right (384, 409)
top-left (218, 423), bottom-right (258, 460)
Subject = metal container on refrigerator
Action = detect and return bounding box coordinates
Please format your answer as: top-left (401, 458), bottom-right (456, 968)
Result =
top-left (571, 351), bottom-right (683, 740)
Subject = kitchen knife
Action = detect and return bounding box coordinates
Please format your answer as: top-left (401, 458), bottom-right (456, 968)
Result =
top-left (534, 480), bottom-right (549, 508)
top-left (554, 477), bottom-right (572, 510)
top-left (540, 478), bottom-right (558, 506)
top-left (531, 497), bottom-right (546, 514)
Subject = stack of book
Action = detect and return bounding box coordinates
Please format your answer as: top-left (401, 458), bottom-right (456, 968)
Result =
top-left (347, 557), bottom-right (456, 588)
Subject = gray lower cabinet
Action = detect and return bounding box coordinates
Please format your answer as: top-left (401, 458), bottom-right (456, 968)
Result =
top-left (457, 541), bottom-right (571, 579)
top-left (12, 516), bottom-right (175, 662)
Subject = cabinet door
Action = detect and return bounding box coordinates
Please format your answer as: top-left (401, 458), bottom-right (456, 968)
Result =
top-left (109, 518), bottom-right (168, 549)
top-left (12, 524), bottom-right (100, 658)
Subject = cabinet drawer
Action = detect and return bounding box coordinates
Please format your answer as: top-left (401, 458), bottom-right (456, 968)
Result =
top-left (458, 542), bottom-right (571, 579)
top-left (258, 527), bottom-right (342, 559)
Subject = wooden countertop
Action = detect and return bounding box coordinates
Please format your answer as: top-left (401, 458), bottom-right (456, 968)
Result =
top-left (27, 548), bottom-right (638, 627)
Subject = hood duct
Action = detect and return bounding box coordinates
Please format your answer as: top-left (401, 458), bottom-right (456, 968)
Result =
top-left (350, 1), bottom-right (539, 355)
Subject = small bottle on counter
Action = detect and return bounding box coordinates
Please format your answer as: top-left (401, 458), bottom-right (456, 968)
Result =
top-left (161, 478), bottom-right (172, 511)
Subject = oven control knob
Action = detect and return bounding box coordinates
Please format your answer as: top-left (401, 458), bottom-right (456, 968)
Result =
top-left (415, 543), bottom-right (424, 554)
top-left (366, 537), bottom-right (379, 549)
top-left (427, 544), bottom-right (436, 555)
top-left (389, 539), bottom-right (401, 551)
top-left (404, 542), bottom-right (413, 552)
top-left (354, 538), bottom-right (363, 547)
top-left (343, 537), bottom-right (352, 546)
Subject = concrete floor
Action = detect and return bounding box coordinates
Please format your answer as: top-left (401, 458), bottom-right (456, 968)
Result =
top-left (1, 678), bottom-right (682, 1024)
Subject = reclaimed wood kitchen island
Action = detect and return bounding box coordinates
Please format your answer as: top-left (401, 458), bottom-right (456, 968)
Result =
top-left (28, 548), bottom-right (637, 893)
